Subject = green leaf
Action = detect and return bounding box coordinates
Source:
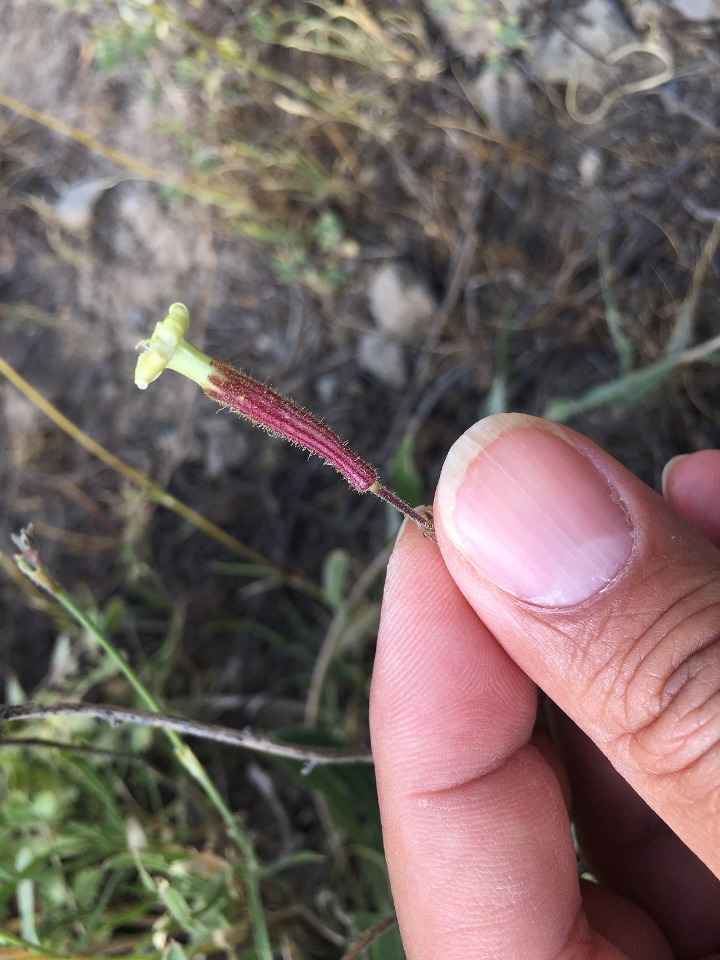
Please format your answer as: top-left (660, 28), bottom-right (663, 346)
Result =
top-left (158, 879), bottom-right (194, 929)
top-left (72, 866), bottom-right (104, 910)
top-left (101, 595), bottom-right (127, 632)
top-left (391, 435), bottom-right (424, 508)
top-left (166, 942), bottom-right (190, 960)
top-left (599, 242), bottom-right (633, 372)
top-left (544, 355), bottom-right (679, 423)
top-left (15, 847), bottom-right (39, 945)
top-left (5, 673), bottom-right (26, 705)
top-left (322, 549), bottom-right (350, 611)
top-left (271, 730), bottom-right (383, 849)
top-left (482, 304), bottom-right (514, 417)
top-left (311, 210), bottom-right (344, 252)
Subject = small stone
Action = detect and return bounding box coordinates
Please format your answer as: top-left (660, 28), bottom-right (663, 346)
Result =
top-left (578, 147), bottom-right (603, 187)
top-left (315, 373), bottom-right (339, 405)
top-left (667, 0), bottom-right (720, 19)
top-left (471, 61), bottom-right (533, 135)
top-left (367, 262), bottom-right (437, 343)
top-left (53, 176), bottom-right (119, 234)
top-left (531, 0), bottom-right (636, 94)
top-left (196, 412), bottom-right (250, 480)
top-left (357, 331), bottom-right (407, 390)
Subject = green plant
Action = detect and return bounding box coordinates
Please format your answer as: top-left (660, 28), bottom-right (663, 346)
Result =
top-left (4, 527), bottom-right (396, 958)
top-left (10, 526), bottom-right (274, 959)
top-left (544, 219), bottom-right (720, 422)
top-left (52, 0), bottom-right (444, 274)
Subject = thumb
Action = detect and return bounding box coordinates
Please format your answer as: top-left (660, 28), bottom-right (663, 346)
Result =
top-left (434, 413), bottom-right (720, 876)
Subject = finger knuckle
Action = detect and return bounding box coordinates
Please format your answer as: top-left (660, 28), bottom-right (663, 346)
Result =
top-left (613, 572), bottom-right (720, 794)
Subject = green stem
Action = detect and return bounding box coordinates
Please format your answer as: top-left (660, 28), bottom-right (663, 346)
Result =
top-left (15, 556), bottom-right (274, 960)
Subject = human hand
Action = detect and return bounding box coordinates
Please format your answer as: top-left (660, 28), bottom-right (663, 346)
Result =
top-left (370, 414), bottom-right (720, 960)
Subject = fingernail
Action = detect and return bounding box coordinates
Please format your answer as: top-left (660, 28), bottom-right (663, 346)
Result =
top-left (661, 454), bottom-right (688, 498)
top-left (439, 415), bottom-right (635, 607)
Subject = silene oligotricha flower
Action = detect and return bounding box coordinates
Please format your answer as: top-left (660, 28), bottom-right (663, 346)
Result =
top-left (135, 303), bottom-right (435, 539)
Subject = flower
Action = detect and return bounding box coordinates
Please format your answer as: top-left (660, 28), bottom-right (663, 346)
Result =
top-left (135, 303), bottom-right (212, 390)
top-left (135, 304), bottom-right (435, 538)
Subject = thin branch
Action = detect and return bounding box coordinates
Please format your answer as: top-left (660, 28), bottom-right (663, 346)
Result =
top-left (666, 215), bottom-right (720, 355)
top-left (0, 352), bottom-right (319, 595)
top-left (339, 914), bottom-right (398, 960)
top-left (0, 702), bottom-right (373, 769)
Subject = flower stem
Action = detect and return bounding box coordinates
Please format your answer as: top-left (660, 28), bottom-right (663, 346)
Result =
top-left (135, 304), bottom-right (436, 539)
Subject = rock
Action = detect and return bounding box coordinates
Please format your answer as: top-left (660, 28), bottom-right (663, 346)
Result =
top-left (471, 61), bottom-right (534, 135)
top-left (315, 373), bottom-right (339, 405)
top-left (531, 0), bottom-right (636, 94)
top-left (578, 147), bottom-right (603, 187)
top-left (196, 410), bottom-right (250, 480)
top-left (53, 176), bottom-right (119, 234)
top-left (425, 0), bottom-right (525, 59)
top-left (367, 261), bottom-right (437, 343)
top-left (667, 0), bottom-right (720, 19)
top-left (357, 331), bottom-right (407, 390)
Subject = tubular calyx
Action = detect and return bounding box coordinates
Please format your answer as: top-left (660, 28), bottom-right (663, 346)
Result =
top-left (134, 303), bottom-right (435, 539)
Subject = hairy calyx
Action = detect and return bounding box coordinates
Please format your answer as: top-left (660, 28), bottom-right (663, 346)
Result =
top-left (135, 303), bottom-right (435, 539)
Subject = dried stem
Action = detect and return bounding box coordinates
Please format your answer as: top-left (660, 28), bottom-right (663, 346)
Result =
top-left (0, 701), bottom-right (372, 770)
top-left (339, 913), bottom-right (398, 960)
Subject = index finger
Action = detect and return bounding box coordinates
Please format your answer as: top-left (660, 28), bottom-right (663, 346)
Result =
top-left (371, 521), bottom-right (631, 959)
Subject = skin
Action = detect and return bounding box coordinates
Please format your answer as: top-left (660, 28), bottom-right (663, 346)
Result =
top-left (370, 419), bottom-right (720, 960)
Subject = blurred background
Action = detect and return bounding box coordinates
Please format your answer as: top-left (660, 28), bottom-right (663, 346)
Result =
top-left (0, 1), bottom-right (719, 956)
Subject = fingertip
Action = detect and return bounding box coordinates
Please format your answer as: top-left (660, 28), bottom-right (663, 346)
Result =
top-left (661, 449), bottom-right (720, 548)
top-left (434, 417), bottom-right (720, 876)
top-left (660, 454), bottom-right (688, 498)
top-left (435, 414), bottom-right (635, 607)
